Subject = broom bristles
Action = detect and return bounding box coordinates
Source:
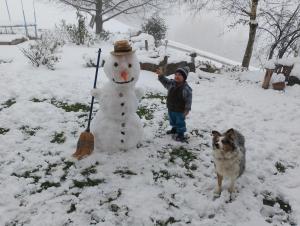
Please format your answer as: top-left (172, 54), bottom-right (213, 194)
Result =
top-left (72, 131), bottom-right (94, 159)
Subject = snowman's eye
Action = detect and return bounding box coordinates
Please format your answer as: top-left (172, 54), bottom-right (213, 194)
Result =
top-left (114, 62), bottom-right (118, 67)
top-left (128, 63), bottom-right (132, 68)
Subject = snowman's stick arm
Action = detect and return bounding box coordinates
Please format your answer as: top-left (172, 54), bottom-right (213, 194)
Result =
top-left (86, 48), bottom-right (101, 132)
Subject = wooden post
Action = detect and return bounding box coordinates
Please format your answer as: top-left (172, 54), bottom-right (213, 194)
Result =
top-left (190, 52), bottom-right (197, 65)
top-left (5, 0), bottom-right (13, 33)
top-left (21, 0), bottom-right (29, 37)
top-left (262, 69), bottom-right (273, 89)
top-left (33, 0), bottom-right (38, 38)
top-left (145, 40), bottom-right (148, 51)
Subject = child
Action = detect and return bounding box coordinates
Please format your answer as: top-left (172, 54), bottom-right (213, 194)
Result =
top-left (156, 66), bottom-right (192, 142)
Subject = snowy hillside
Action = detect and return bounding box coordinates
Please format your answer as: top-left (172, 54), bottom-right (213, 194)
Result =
top-left (0, 37), bottom-right (300, 226)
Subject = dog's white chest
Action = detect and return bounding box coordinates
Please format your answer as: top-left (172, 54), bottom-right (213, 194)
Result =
top-left (213, 150), bottom-right (241, 178)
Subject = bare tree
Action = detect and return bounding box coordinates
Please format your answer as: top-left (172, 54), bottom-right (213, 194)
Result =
top-left (259, 0), bottom-right (300, 59)
top-left (211, 0), bottom-right (262, 69)
top-left (58, 0), bottom-right (162, 34)
top-left (182, 0), bottom-right (262, 68)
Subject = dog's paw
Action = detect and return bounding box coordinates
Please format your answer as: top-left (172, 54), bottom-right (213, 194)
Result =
top-left (214, 187), bottom-right (221, 197)
top-left (228, 186), bottom-right (236, 193)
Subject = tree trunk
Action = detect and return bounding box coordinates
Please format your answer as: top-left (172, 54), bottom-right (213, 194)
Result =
top-left (278, 48), bottom-right (286, 59)
top-left (268, 44), bottom-right (276, 59)
top-left (242, 0), bottom-right (259, 68)
top-left (95, 0), bottom-right (103, 34)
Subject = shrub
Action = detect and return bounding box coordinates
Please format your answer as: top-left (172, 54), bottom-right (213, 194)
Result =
top-left (56, 14), bottom-right (95, 46)
top-left (99, 30), bottom-right (111, 41)
top-left (21, 30), bottom-right (64, 70)
top-left (220, 65), bottom-right (248, 73)
top-left (141, 14), bottom-right (167, 47)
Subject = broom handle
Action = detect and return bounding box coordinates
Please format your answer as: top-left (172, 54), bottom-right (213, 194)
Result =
top-left (86, 48), bottom-right (101, 132)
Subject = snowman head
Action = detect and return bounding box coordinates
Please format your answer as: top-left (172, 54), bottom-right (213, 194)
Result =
top-left (104, 40), bottom-right (140, 87)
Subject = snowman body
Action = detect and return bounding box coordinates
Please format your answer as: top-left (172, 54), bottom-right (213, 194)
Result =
top-left (91, 51), bottom-right (143, 151)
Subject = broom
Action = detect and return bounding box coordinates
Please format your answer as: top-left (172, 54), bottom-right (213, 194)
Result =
top-left (73, 48), bottom-right (101, 160)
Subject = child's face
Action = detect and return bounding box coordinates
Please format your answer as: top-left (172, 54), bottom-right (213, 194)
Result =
top-left (174, 72), bottom-right (184, 83)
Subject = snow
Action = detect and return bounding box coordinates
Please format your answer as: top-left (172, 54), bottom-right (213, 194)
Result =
top-left (1, 1), bottom-right (300, 225)
top-left (1, 38), bottom-right (300, 225)
top-left (0, 34), bottom-right (27, 42)
top-left (168, 40), bottom-right (259, 71)
top-left (291, 63), bottom-right (300, 79)
top-left (271, 73), bottom-right (286, 84)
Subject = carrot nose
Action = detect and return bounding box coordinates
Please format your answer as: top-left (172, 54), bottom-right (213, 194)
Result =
top-left (120, 71), bottom-right (128, 81)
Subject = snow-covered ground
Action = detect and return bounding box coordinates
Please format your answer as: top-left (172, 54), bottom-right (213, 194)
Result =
top-left (0, 39), bottom-right (300, 226)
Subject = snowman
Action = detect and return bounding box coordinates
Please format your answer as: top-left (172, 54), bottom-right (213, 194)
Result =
top-left (91, 40), bottom-right (143, 152)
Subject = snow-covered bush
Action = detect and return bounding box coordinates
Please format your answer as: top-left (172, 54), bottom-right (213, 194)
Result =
top-left (131, 33), bottom-right (155, 51)
top-left (21, 30), bottom-right (64, 70)
top-left (56, 19), bottom-right (95, 46)
top-left (99, 30), bottom-right (111, 41)
top-left (221, 65), bottom-right (248, 73)
top-left (141, 14), bottom-right (167, 47)
top-left (197, 60), bottom-right (220, 73)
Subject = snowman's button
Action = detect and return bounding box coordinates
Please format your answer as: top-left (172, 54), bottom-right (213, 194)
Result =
top-left (119, 93), bottom-right (123, 97)
top-left (121, 139), bottom-right (124, 143)
top-left (121, 102), bottom-right (124, 106)
top-left (121, 131), bottom-right (125, 135)
top-left (122, 112), bottom-right (125, 116)
top-left (121, 123), bottom-right (126, 127)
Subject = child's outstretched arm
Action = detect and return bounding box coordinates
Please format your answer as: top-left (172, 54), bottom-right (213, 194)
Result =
top-left (156, 67), bottom-right (174, 90)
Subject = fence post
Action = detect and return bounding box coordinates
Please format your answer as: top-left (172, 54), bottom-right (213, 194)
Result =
top-left (21, 0), bottom-right (29, 37)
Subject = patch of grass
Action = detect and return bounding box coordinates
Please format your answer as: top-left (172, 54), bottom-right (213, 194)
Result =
top-left (50, 131), bottom-right (66, 144)
top-left (31, 98), bottom-right (47, 102)
top-left (152, 169), bottom-right (180, 182)
top-left (169, 146), bottom-right (197, 170)
top-left (0, 127), bottom-right (9, 135)
top-left (143, 92), bottom-right (166, 104)
top-left (39, 181), bottom-right (61, 191)
top-left (137, 105), bottom-right (154, 120)
top-left (113, 169), bottom-right (137, 178)
top-left (45, 162), bottom-right (59, 175)
top-left (189, 129), bottom-right (204, 138)
top-left (51, 98), bottom-right (89, 112)
top-left (77, 113), bottom-right (88, 119)
top-left (1, 98), bottom-right (16, 109)
top-left (11, 168), bottom-right (41, 183)
top-left (19, 125), bottom-right (41, 136)
top-left (275, 161), bottom-right (286, 173)
top-left (262, 191), bottom-right (292, 213)
top-left (67, 203), bottom-right (76, 213)
top-left (109, 204), bottom-right (120, 212)
top-left (81, 165), bottom-right (97, 176)
top-left (71, 178), bottom-right (105, 188)
top-left (99, 189), bottom-right (122, 206)
top-left (61, 160), bottom-right (75, 181)
top-left (153, 217), bottom-right (181, 226)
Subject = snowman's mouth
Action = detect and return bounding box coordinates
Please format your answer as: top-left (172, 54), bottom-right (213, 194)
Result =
top-left (112, 77), bottom-right (134, 84)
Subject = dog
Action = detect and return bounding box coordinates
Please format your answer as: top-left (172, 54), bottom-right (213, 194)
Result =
top-left (211, 128), bottom-right (246, 196)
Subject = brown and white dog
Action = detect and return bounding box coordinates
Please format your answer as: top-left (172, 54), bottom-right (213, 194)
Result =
top-left (211, 128), bottom-right (246, 196)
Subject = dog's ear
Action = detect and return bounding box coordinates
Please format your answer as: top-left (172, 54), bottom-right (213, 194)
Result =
top-left (212, 130), bottom-right (221, 137)
top-left (225, 128), bottom-right (235, 140)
